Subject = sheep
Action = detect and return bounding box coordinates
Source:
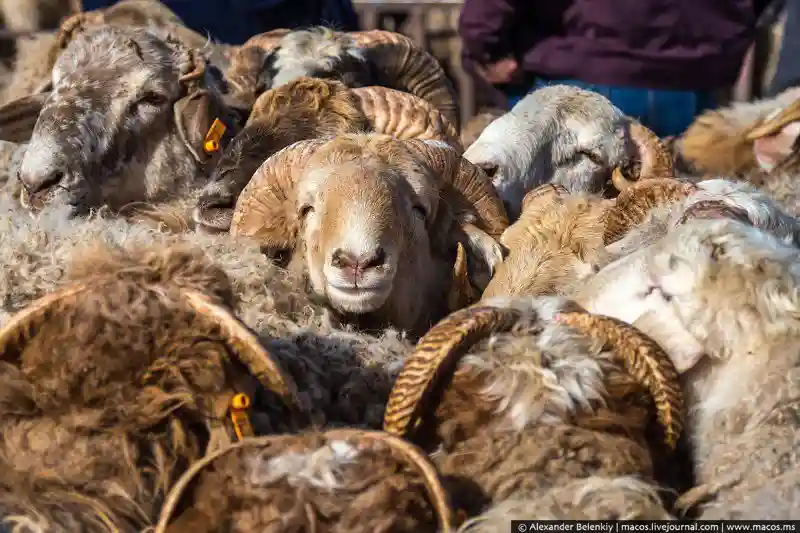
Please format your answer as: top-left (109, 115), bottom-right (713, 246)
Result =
top-left (678, 86), bottom-right (800, 181)
top-left (0, 0), bottom-right (223, 134)
top-left (193, 76), bottom-right (462, 234)
top-left (460, 107), bottom-right (505, 150)
top-left (150, 429), bottom-right (455, 533)
top-left (0, 240), bottom-right (305, 531)
top-left (381, 296), bottom-right (684, 520)
top-left (462, 85), bottom-right (675, 220)
top-left (224, 26), bottom-right (460, 130)
top-left (0, 191), bottom-right (412, 430)
top-left (481, 183), bottom-right (613, 299)
top-left (571, 219), bottom-right (800, 519)
top-left (228, 133), bottom-right (508, 336)
top-left (599, 177), bottom-right (800, 260)
top-left (1, 25), bottom-right (246, 220)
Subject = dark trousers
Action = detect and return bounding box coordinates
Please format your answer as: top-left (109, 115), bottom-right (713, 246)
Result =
top-left (771, 0), bottom-right (800, 95)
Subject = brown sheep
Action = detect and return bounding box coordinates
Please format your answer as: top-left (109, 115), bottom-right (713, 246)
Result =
top-left (225, 26), bottom-right (460, 130)
top-left (382, 297), bottom-right (684, 519)
top-left (481, 183), bottom-right (612, 299)
top-left (0, 242), bottom-right (303, 531)
top-left (229, 133), bottom-right (508, 336)
top-left (152, 430), bottom-right (456, 533)
top-left (194, 76), bottom-right (462, 234)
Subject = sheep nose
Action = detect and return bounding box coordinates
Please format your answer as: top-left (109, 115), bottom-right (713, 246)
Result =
top-left (330, 247), bottom-right (387, 274)
top-left (19, 169), bottom-right (64, 195)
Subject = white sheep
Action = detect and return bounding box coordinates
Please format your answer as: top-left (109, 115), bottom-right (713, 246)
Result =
top-left (462, 85), bottom-right (674, 219)
top-left (573, 219), bottom-right (800, 519)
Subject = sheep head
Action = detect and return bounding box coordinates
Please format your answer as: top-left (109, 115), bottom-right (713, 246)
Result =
top-left (194, 77), bottom-right (368, 233)
top-left (463, 85), bottom-right (673, 220)
top-left (227, 27), bottom-right (460, 129)
top-left (482, 183), bottom-right (612, 299)
top-left (11, 26), bottom-right (243, 217)
top-left (383, 297), bottom-right (684, 452)
top-left (748, 98), bottom-right (800, 175)
top-left (230, 134), bottom-right (508, 335)
top-left (194, 77), bottom-right (462, 234)
top-left (154, 430), bottom-right (456, 533)
top-left (0, 243), bottom-right (303, 528)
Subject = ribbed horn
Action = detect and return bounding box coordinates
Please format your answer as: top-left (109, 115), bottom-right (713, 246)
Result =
top-left (555, 312), bottom-right (684, 449)
top-left (383, 305), bottom-right (522, 437)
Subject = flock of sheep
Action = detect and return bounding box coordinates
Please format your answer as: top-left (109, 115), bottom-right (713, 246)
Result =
top-left (0, 0), bottom-right (797, 530)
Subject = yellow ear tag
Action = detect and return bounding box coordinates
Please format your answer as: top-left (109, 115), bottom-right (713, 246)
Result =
top-left (229, 393), bottom-right (254, 441)
top-left (203, 118), bottom-right (227, 154)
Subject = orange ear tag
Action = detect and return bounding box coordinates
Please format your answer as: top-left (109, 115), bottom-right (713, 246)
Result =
top-left (229, 392), bottom-right (254, 441)
top-left (203, 118), bottom-right (227, 154)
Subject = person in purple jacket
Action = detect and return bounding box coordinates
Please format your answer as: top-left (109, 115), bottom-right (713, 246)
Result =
top-left (459, 0), bottom-right (774, 137)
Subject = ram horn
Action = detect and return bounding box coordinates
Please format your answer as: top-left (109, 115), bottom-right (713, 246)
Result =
top-left (383, 305), bottom-right (522, 438)
top-left (520, 182), bottom-right (569, 213)
top-left (351, 86), bottom-right (463, 151)
top-left (612, 122), bottom-right (675, 192)
top-left (603, 178), bottom-right (697, 244)
top-left (351, 30), bottom-right (460, 130)
top-left (401, 138), bottom-right (509, 237)
top-left (555, 312), bottom-right (684, 449)
top-left (746, 99), bottom-right (800, 140)
top-left (0, 284), bottom-right (89, 360)
top-left (181, 290), bottom-right (300, 412)
top-left (154, 429), bottom-right (455, 533)
top-left (676, 199), bottom-right (752, 227)
top-left (229, 138), bottom-right (326, 250)
top-left (46, 10), bottom-right (106, 71)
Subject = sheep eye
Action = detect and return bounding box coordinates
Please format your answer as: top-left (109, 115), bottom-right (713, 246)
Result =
top-left (577, 150), bottom-right (603, 166)
top-left (135, 91), bottom-right (169, 108)
top-left (298, 205), bottom-right (314, 219)
top-left (412, 204), bottom-right (427, 221)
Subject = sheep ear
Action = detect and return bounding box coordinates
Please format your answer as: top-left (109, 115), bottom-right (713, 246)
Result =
top-left (174, 90), bottom-right (234, 165)
top-left (752, 122), bottom-right (800, 173)
top-left (0, 92), bottom-right (49, 143)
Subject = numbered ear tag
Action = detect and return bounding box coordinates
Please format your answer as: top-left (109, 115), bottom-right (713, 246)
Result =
top-left (229, 392), bottom-right (254, 441)
top-left (203, 118), bottom-right (227, 154)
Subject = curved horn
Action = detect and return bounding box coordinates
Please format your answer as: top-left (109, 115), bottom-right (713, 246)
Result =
top-left (383, 305), bottom-right (522, 437)
top-left (677, 200), bottom-right (752, 227)
top-left (0, 284), bottom-right (89, 359)
top-left (400, 138), bottom-right (509, 237)
top-left (351, 30), bottom-right (460, 130)
top-left (612, 122), bottom-right (675, 192)
top-left (155, 429), bottom-right (454, 533)
top-left (603, 178), bottom-right (697, 245)
top-left (351, 86), bottom-right (462, 152)
top-left (46, 10), bottom-right (106, 71)
top-left (229, 138), bottom-right (327, 250)
top-left (520, 182), bottom-right (569, 214)
top-left (555, 312), bottom-right (684, 450)
top-left (747, 99), bottom-right (800, 140)
top-left (181, 290), bottom-right (299, 411)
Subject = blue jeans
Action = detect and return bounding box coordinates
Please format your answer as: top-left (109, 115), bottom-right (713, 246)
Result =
top-left (505, 79), bottom-right (716, 138)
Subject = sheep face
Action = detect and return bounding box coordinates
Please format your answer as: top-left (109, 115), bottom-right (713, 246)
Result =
top-left (16, 26), bottom-right (235, 216)
top-left (262, 27), bottom-right (371, 90)
top-left (463, 86), bottom-right (630, 219)
top-left (231, 134), bottom-right (509, 335)
top-left (298, 154), bottom-right (443, 322)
